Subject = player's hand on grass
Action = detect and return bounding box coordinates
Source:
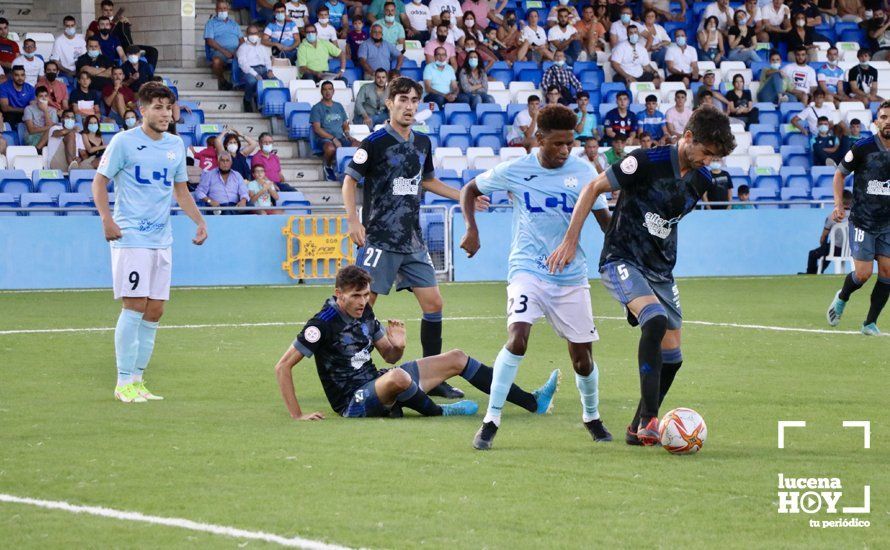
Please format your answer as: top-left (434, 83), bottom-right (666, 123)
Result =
top-left (349, 220), bottom-right (366, 247)
top-left (474, 194), bottom-right (490, 212)
top-left (295, 411), bottom-right (325, 420)
top-left (460, 228), bottom-right (480, 258)
top-left (193, 223), bottom-right (208, 245)
top-left (547, 240), bottom-right (577, 273)
top-left (102, 218), bottom-right (122, 241)
top-left (387, 319), bottom-right (407, 348)
top-left (833, 204), bottom-right (846, 222)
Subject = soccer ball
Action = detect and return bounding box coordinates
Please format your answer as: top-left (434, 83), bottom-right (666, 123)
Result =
top-left (659, 407), bottom-right (707, 455)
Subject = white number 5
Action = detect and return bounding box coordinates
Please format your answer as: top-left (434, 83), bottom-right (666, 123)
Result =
top-left (617, 264), bottom-right (630, 281)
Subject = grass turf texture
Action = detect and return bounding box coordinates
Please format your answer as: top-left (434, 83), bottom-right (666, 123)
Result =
top-left (1, 276), bottom-right (887, 548)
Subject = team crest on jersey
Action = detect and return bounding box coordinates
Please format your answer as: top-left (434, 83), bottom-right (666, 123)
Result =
top-left (353, 149), bottom-right (368, 164)
top-left (166, 151), bottom-right (177, 161)
top-left (304, 326), bottom-right (321, 343)
top-left (564, 176), bottom-right (578, 189)
top-left (844, 150), bottom-right (854, 163)
top-left (620, 156), bottom-right (638, 174)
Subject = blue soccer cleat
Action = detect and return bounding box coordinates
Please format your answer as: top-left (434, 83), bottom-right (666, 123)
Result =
top-left (441, 400), bottom-right (479, 416)
top-left (861, 323), bottom-right (881, 336)
top-left (532, 369), bottom-right (561, 414)
top-left (827, 291), bottom-right (846, 326)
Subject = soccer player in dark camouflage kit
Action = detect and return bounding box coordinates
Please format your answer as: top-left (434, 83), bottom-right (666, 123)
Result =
top-left (548, 106), bottom-right (736, 446)
top-left (342, 76), bottom-right (488, 399)
top-left (827, 101), bottom-right (890, 336)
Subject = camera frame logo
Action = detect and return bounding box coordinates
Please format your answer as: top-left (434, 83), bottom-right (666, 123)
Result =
top-left (776, 420), bottom-right (871, 529)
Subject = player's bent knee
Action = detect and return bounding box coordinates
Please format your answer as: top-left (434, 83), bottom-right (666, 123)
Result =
top-left (662, 329), bottom-right (681, 349)
top-left (446, 348), bottom-right (468, 367)
top-left (638, 303), bottom-right (668, 338)
top-left (391, 368), bottom-right (413, 391)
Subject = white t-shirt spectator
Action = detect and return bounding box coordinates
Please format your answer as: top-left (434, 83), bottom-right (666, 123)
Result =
top-left (13, 54), bottom-right (45, 86)
top-left (429, 0), bottom-right (463, 19)
top-left (507, 109), bottom-right (532, 143)
top-left (610, 40), bottom-right (651, 78)
top-left (521, 24), bottom-right (547, 46)
top-left (316, 23), bottom-right (338, 42)
top-left (758, 3), bottom-right (790, 27)
top-left (44, 125), bottom-right (84, 168)
top-left (740, 4), bottom-right (761, 24)
top-left (609, 20), bottom-right (643, 44)
top-left (782, 63), bottom-right (817, 94)
top-left (796, 103), bottom-right (839, 133)
top-left (447, 25), bottom-right (465, 44)
top-left (405, 2), bottom-right (432, 32)
top-left (645, 24), bottom-right (671, 45)
top-left (701, 2), bottom-right (732, 31)
top-left (50, 33), bottom-right (87, 72)
top-left (664, 44), bottom-right (698, 74)
top-left (548, 24), bottom-right (577, 44)
top-left (285, 1), bottom-right (309, 27)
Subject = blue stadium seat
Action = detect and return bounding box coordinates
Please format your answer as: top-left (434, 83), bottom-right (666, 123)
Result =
top-left (598, 102), bottom-right (617, 120)
top-left (277, 191), bottom-right (311, 214)
top-left (32, 170), bottom-right (68, 197)
top-left (753, 131), bottom-right (781, 149)
top-left (812, 166), bottom-right (836, 189)
top-left (489, 67), bottom-right (513, 87)
top-left (179, 109), bottom-right (204, 129)
top-left (781, 187), bottom-right (812, 205)
top-left (426, 218), bottom-right (446, 253)
top-left (435, 168), bottom-right (459, 180)
top-left (260, 87), bottom-right (290, 118)
top-left (336, 147), bottom-right (358, 175)
top-left (20, 192), bottom-right (57, 216)
top-left (780, 145), bottom-right (811, 168)
top-left (780, 102), bottom-right (805, 122)
top-left (196, 124), bottom-right (223, 145)
top-left (69, 169), bottom-right (100, 194)
top-left (463, 169), bottom-right (484, 186)
top-left (572, 61), bottom-right (599, 75)
top-left (439, 124), bottom-right (469, 144)
top-left (782, 129), bottom-right (810, 149)
top-left (811, 186), bottom-right (834, 200)
top-left (0, 192), bottom-right (18, 215)
top-left (285, 102), bottom-right (313, 139)
top-left (815, 23), bottom-right (836, 43)
top-left (2, 129), bottom-right (19, 146)
top-left (601, 83), bottom-right (629, 103)
top-left (59, 192), bottom-right (94, 215)
top-left (511, 61), bottom-right (538, 77)
top-left (507, 103), bottom-right (527, 124)
top-left (780, 166), bottom-right (811, 190)
top-left (471, 125), bottom-right (503, 149)
top-left (751, 61), bottom-right (769, 80)
top-left (444, 103), bottom-right (475, 126)
top-left (750, 168), bottom-right (781, 192)
top-left (516, 68), bottom-right (542, 86)
top-left (400, 67), bottom-right (422, 81)
top-left (749, 188), bottom-right (779, 208)
top-left (343, 67), bottom-right (362, 86)
top-left (443, 133), bottom-right (472, 150)
top-left (757, 109), bottom-right (781, 128)
top-left (0, 169), bottom-right (32, 196)
top-left (476, 104), bottom-right (507, 128)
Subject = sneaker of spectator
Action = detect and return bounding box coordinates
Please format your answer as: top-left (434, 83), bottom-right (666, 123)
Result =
top-left (95, 16), bottom-right (125, 61)
top-left (247, 164), bottom-right (284, 215)
top-left (424, 23), bottom-right (457, 68)
top-left (264, 3), bottom-right (301, 63)
top-left (422, 47), bottom-right (459, 109)
top-left (311, 80), bottom-right (360, 180)
top-left (239, 25), bottom-right (276, 109)
top-left (69, 71), bottom-right (103, 119)
top-left (609, 6), bottom-right (642, 49)
top-left (51, 16), bottom-right (87, 79)
top-left (23, 86), bottom-right (59, 151)
top-left (359, 23), bottom-right (403, 78)
top-left (639, 94), bottom-right (667, 145)
top-left (216, 127), bottom-right (259, 180)
top-left (195, 152), bottom-right (250, 214)
top-left (13, 39), bottom-right (44, 87)
top-left (315, 7), bottom-right (341, 42)
top-left (664, 89), bottom-right (691, 143)
top-left (102, 66), bottom-right (136, 126)
top-left (548, 7), bottom-right (581, 63)
top-left (44, 109), bottom-right (85, 172)
top-left (37, 61), bottom-right (68, 116)
top-left (518, 9), bottom-right (553, 62)
top-left (456, 50), bottom-right (493, 109)
top-left (505, 93), bottom-right (539, 151)
top-left (297, 24), bottom-right (347, 82)
top-left (0, 17), bottom-right (20, 71)
top-left (541, 50), bottom-right (581, 105)
top-left (346, 18), bottom-right (368, 64)
top-left (610, 26), bottom-right (662, 87)
top-left (354, 68), bottom-right (389, 126)
top-left (204, 0), bottom-right (243, 91)
top-left (80, 114), bottom-right (106, 168)
top-left (405, 0), bottom-right (433, 43)
top-left (664, 29), bottom-right (699, 87)
top-left (603, 91), bottom-right (638, 146)
top-left (252, 133), bottom-right (296, 191)
top-left (75, 37), bottom-right (114, 91)
top-left (374, 2), bottom-right (407, 47)
top-left (0, 65), bottom-right (36, 126)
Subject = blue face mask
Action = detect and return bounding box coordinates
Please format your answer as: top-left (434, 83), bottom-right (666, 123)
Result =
top-left (676, 36), bottom-right (686, 47)
top-left (125, 117), bottom-right (137, 128)
top-left (620, 13), bottom-right (631, 24)
top-left (709, 161), bottom-right (722, 171)
top-left (435, 60), bottom-right (446, 67)
top-left (384, 15), bottom-right (395, 23)
top-left (63, 119), bottom-right (75, 130)
top-left (307, 32), bottom-right (317, 42)
top-left (468, 58), bottom-right (478, 68)
top-left (88, 123), bottom-right (99, 133)
top-left (87, 49), bottom-right (100, 58)
top-left (818, 124), bottom-right (830, 134)
top-left (275, 12), bottom-right (285, 22)
top-left (628, 34), bottom-right (639, 45)
top-left (217, 11), bottom-right (228, 20)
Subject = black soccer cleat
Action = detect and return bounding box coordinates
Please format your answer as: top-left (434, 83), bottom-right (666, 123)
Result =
top-left (625, 424), bottom-right (643, 446)
top-left (387, 404), bottom-right (404, 418)
top-left (626, 307), bottom-right (640, 327)
top-left (428, 381), bottom-right (465, 399)
top-left (473, 421), bottom-right (499, 450)
top-left (584, 419), bottom-right (613, 442)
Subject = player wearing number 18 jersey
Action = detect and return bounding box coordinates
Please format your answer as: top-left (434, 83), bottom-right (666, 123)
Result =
top-left (92, 82), bottom-right (208, 403)
top-left (548, 106), bottom-right (736, 446)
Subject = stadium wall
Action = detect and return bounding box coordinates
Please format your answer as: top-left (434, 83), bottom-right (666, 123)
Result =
top-left (1, 209), bottom-right (828, 290)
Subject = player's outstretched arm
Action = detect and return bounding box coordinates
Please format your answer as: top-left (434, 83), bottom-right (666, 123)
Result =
top-left (831, 171), bottom-right (847, 222)
top-left (92, 173), bottom-right (121, 241)
top-left (373, 320), bottom-right (407, 364)
top-left (459, 180), bottom-right (484, 258)
top-left (274, 345), bottom-right (325, 421)
top-left (547, 172), bottom-right (611, 273)
top-left (342, 174), bottom-right (365, 247)
top-left (173, 182), bottom-right (208, 245)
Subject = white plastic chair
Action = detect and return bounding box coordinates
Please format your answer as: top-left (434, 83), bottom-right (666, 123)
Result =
top-left (6, 146), bottom-right (38, 168)
top-left (753, 153), bottom-right (782, 172)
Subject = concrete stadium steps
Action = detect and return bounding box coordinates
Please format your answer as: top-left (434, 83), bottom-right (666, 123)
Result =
top-left (164, 70), bottom-right (220, 92)
top-left (178, 90), bottom-right (248, 113)
top-left (296, 184), bottom-right (343, 207)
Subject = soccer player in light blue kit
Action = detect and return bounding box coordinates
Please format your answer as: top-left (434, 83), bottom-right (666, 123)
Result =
top-left (92, 82), bottom-right (208, 403)
top-left (460, 104), bottom-right (613, 450)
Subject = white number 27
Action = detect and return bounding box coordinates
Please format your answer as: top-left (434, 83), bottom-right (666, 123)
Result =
top-left (363, 247), bottom-right (383, 268)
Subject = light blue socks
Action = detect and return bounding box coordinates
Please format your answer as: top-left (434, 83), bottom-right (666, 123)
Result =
top-left (575, 363), bottom-right (600, 422)
top-left (114, 309), bottom-right (143, 386)
top-left (134, 319), bottom-right (159, 382)
top-left (483, 346), bottom-right (524, 426)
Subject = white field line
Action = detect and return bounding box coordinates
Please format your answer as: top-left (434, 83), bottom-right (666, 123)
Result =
top-left (0, 493), bottom-right (354, 549)
top-left (0, 315), bottom-right (883, 337)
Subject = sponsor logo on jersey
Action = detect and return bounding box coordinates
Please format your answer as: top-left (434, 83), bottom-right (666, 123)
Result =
top-left (392, 172), bottom-right (421, 195)
top-left (866, 179), bottom-right (890, 195)
top-left (136, 219), bottom-right (167, 233)
top-left (642, 211), bottom-right (681, 239)
top-left (351, 347), bottom-right (372, 369)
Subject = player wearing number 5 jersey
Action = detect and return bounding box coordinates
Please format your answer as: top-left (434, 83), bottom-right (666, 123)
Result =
top-left (91, 82), bottom-right (208, 403)
top-left (460, 104), bottom-right (614, 451)
top-left (548, 106), bottom-right (736, 447)
top-left (342, 76), bottom-right (489, 400)
top-left (826, 101), bottom-right (890, 336)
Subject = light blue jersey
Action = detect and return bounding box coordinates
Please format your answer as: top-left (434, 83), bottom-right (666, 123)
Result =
top-left (476, 153), bottom-right (608, 286)
top-left (98, 127), bottom-right (188, 249)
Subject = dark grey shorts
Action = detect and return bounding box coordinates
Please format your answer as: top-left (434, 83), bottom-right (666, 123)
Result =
top-left (849, 224), bottom-right (890, 262)
top-left (600, 261), bottom-right (683, 330)
top-left (342, 361), bottom-right (422, 418)
top-left (356, 244), bottom-right (437, 295)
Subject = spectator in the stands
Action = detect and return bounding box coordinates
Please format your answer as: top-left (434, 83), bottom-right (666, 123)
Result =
top-left (422, 46), bottom-right (458, 109)
top-left (837, 0), bottom-right (863, 22)
top-left (438, 9), bottom-right (464, 45)
top-left (783, 47), bottom-right (818, 104)
top-left (785, 11), bottom-right (823, 54)
top-left (195, 153), bottom-right (250, 215)
top-left (370, 0), bottom-right (407, 24)
top-left (69, 71), bottom-right (103, 119)
top-left (545, 0), bottom-right (578, 27)
top-left (23, 86), bottom-right (58, 150)
top-left (456, 36), bottom-right (495, 72)
top-left (792, 0), bottom-right (823, 27)
top-left (354, 68), bottom-right (389, 126)
top-left (122, 108), bottom-right (138, 130)
top-left (44, 109), bottom-right (84, 171)
top-left (518, 10), bottom-right (554, 62)
top-left (101, 67), bottom-right (135, 126)
top-left (284, 0), bottom-right (310, 30)
top-left (37, 61), bottom-right (67, 115)
top-left (312, 80), bottom-right (359, 180)
top-left (604, 132), bottom-right (628, 164)
top-left (593, 2), bottom-right (612, 33)
top-left (817, 47), bottom-right (852, 106)
top-left (252, 133), bottom-right (295, 191)
top-left (727, 9), bottom-right (760, 65)
top-left (639, 131), bottom-right (653, 149)
top-left (541, 50), bottom-right (582, 105)
top-left (481, 27), bottom-right (505, 61)
top-left (848, 49), bottom-right (883, 105)
top-left (424, 23), bottom-right (456, 68)
top-left (325, 0), bottom-right (351, 33)
top-left (578, 136), bottom-right (605, 173)
top-left (547, 7), bottom-right (581, 63)
top-left (297, 23), bottom-right (347, 81)
top-left (740, 0), bottom-right (762, 30)
top-left (804, 190), bottom-right (852, 274)
top-left (703, 159), bottom-right (733, 209)
top-left (257, 0), bottom-right (277, 25)
top-left (639, 94), bottom-right (667, 145)
top-left (75, 37), bottom-right (114, 91)
top-left (204, 0), bottom-right (243, 91)
top-left (695, 70), bottom-right (729, 110)
top-left (700, 0), bottom-right (733, 35)
top-left (506, 93), bottom-right (539, 150)
top-left (122, 45), bottom-right (153, 92)
top-left (664, 89), bottom-right (691, 143)
top-left (346, 18), bottom-right (368, 64)
top-left (811, 115), bottom-right (844, 166)
top-left (495, 9), bottom-right (522, 62)
top-left (816, 0), bottom-right (838, 25)
top-left (640, 9), bottom-right (670, 66)
top-left (726, 73), bottom-right (759, 129)
top-left (374, 2), bottom-right (406, 47)
top-left (191, 136), bottom-right (220, 171)
top-left (664, 29), bottom-right (699, 86)
top-left (610, 26), bottom-right (662, 87)
top-left (238, 24), bottom-right (275, 109)
top-left (359, 23), bottom-right (403, 78)
top-left (0, 66), bottom-right (35, 126)
top-left (263, 2), bottom-right (301, 62)
top-left (456, 50), bottom-right (492, 108)
top-left (80, 114), bottom-right (106, 168)
top-left (697, 16), bottom-right (723, 63)
top-left (247, 164), bottom-right (283, 215)
top-left (574, 91), bottom-right (598, 143)
top-left (13, 39), bottom-right (44, 87)
top-left (575, 4), bottom-right (605, 56)
top-left (644, 0), bottom-right (686, 23)
top-left (609, 6), bottom-right (642, 48)
top-left (733, 184), bottom-right (754, 209)
top-left (315, 6), bottom-right (340, 42)
top-left (215, 128), bottom-right (259, 180)
top-left (869, 9), bottom-right (890, 61)
top-left (51, 16), bottom-right (87, 79)
top-left (405, 0), bottom-right (433, 43)
top-left (757, 50), bottom-right (788, 104)
top-left (467, 0), bottom-right (503, 28)
top-left (603, 91), bottom-right (638, 146)
top-left (757, 0), bottom-right (791, 44)
top-left (841, 118), bottom-right (863, 153)
top-left (94, 16), bottom-right (125, 61)
top-left (0, 18), bottom-right (19, 71)
top-left (792, 89), bottom-right (841, 135)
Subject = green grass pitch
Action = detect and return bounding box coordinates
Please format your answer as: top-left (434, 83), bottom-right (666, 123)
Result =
top-left (1, 276), bottom-right (887, 548)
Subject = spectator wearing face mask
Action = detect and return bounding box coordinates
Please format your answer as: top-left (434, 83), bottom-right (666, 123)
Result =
top-left (44, 109), bottom-right (85, 171)
top-left (94, 16), bottom-right (125, 61)
top-left (263, 3), bottom-right (301, 62)
top-left (36, 61), bottom-right (68, 115)
top-left (214, 128), bottom-right (259, 180)
top-left (13, 39), bottom-right (45, 87)
top-left (810, 115), bottom-right (842, 166)
top-left (358, 23), bottom-right (403, 79)
top-left (297, 23), bottom-right (347, 82)
top-left (122, 45), bottom-right (153, 92)
top-left (80, 114), bottom-right (107, 168)
top-left (424, 23), bottom-right (458, 68)
top-left (50, 16), bottom-right (87, 79)
top-left (610, 26), bottom-right (662, 87)
top-left (122, 108), bottom-right (138, 131)
top-left (702, 160), bottom-right (733, 210)
top-left (69, 71), bottom-right (103, 119)
top-left (252, 132), bottom-right (296, 191)
top-left (541, 50), bottom-right (582, 104)
top-left (195, 152), bottom-right (250, 215)
top-left (456, 50), bottom-right (493, 108)
top-left (664, 29), bottom-right (699, 87)
top-left (23, 86), bottom-right (59, 150)
top-left (75, 37), bottom-right (114, 91)
top-left (609, 6), bottom-right (642, 49)
top-left (238, 24), bottom-right (275, 109)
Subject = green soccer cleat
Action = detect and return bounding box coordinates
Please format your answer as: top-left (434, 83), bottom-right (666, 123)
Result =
top-left (861, 323), bottom-right (881, 336)
top-left (133, 381), bottom-right (164, 400)
top-left (827, 291), bottom-right (846, 326)
top-left (532, 369), bottom-right (561, 414)
top-left (114, 383), bottom-right (147, 403)
top-left (441, 400), bottom-right (479, 416)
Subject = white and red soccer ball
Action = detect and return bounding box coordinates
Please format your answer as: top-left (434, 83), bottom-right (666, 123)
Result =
top-left (658, 407), bottom-right (707, 455)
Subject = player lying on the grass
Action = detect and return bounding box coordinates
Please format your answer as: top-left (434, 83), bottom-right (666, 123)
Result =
top-left (274, 266), bottom-right (561, 420)
top-left (460, 104), bottom-right (614, 450)
top-left (548, 106), bottom-right (736, 446)
top-left (91, 82), bottom-right (208, 404)
top-left (826, 101), bottom-right (890, 336)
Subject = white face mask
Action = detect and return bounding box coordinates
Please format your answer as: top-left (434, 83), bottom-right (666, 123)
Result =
top-left (319, 17), bottom-right (329, 24)
top-left (63, 119), bottom-right (75, 129)
top-left (818, 124), bottom-right (829, 134)
top-left (262, 143), bottom-right (273, 153)
top-left (796, 19), bottom-right (805, 27)
top-left (217, 11), bottom-right (228, 20)
top-left (127, 55), bottom-right (139, 64)
top-left (466, 19), bottom-right (475, 27)
top-left (770, 61), bottom-right (781, 69)
top-left (64, 27), bottom-right (76, 36)
top-left (227, 143), bottom-right (239, 154)
top-left (709, 161), bottom-right (722, 171)
top-left (628, 33), bottom-right (639, 45)
top-left (248, 34), bottom-right (260, 44)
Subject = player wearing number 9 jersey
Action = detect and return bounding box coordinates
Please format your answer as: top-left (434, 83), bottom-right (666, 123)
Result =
top-left (547, 106), bottom-right (736, 447)
top-left (91, 82), bottom-right (208, 403)
top-left (460, 104), bottom-right (614, 451)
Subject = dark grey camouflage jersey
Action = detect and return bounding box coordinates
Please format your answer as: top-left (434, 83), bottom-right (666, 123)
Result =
top-left (838, 136), bottom-right (890, 232)
top-left (601, 146), bottom-right (720, 283)
top-left (345, 124), bottom-right (435, 254)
